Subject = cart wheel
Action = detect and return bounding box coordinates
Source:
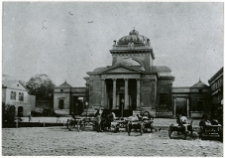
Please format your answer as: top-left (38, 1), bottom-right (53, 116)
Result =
top-left (168, 130), bottom-right (172, 139)
top-left (66, 119), bottom-right (70, 129)
top-left (127, 124), bottom-right (131, 136)
top-left (184, 132), bottom-right (187, 140)
top-left (140, 125), bottom-right (143, 135)
top-left (68, 121), bottom-right (73, 131)
top-left (116, 126), bottom-right (119, 133)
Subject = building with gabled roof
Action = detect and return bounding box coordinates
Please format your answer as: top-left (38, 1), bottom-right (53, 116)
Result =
top-left (2, 78), bottom-right (36, 117)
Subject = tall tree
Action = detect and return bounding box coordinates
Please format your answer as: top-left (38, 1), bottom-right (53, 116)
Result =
top-left (26, 74), bottom-right (55, 100)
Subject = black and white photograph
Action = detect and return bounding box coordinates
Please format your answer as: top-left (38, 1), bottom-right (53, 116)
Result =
top-left (2, 2), bottom-right (223, 156)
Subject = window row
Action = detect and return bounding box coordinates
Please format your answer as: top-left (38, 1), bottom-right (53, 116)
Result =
top-left (10, 91), bottom-right (24, 101)
top-left (158, 94), bottom-right (204, 111)
top-left (211, 77), bottom-right (223, 91)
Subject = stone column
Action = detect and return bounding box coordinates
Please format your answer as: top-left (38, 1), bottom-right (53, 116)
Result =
top-left (113, 79), bottom-right (117, 109)
top-left (125, 79), bottom-right (129, 109)
top-left (187, 98), bottom-right (189, 117)
top-left (116, 94), bottom-right (119, 109)
top-left (101, 79), bottom-right (105, 107)
top-left (174, 97), bottom-right (176, 117)
top-left (136, 79), bottom-right (140, 110)
top-left (105, 81), bottom-right (107, 108)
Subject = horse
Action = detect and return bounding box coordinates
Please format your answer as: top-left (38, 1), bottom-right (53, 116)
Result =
top-left (94, 109), bottom-right (115, 132)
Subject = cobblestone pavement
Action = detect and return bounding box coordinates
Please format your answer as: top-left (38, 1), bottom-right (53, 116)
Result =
top-left (2, 127), bottom-right (223, 156)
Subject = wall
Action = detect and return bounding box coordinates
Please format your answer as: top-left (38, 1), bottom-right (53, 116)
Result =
top-left (140, 75), bottom-right (157, 116)
top-left (91, 78), bottom-right (102, 109)
top-left (5, 88), bottom-right (28, 105)
top-left (2, 88), bottom-right (6, 103)
top-left (53, 89), bottom-right (71, 110)
top-left (190, 89), bottom-right (210, 117)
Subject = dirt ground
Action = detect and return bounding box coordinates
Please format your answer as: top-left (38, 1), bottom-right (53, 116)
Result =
top-left (2, 127), bottom-right (223, 156)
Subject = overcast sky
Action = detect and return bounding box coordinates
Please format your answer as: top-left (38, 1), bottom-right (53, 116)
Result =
top-left (3, 2), bottom-right (223, 87)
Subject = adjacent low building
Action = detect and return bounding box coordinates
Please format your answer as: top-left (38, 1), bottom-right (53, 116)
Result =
top-left (172, 80), bottom-right (210, 118)
top-left (53, 81), bottom-right (87, 115)
top-left (208, 67), bottom-right (223, 119)
top-left (2, 79), bottom-right (36, 116)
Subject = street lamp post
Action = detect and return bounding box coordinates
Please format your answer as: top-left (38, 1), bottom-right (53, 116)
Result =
top-left (85, 102), bottom-right (89, 118)
top-left (121, 98), bottom-right (124, 117)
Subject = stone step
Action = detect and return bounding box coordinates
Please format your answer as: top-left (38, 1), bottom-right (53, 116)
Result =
top-left (133, 110), bottom-right (141, 116)
top-left (81, 109), bottom-right (97, 116)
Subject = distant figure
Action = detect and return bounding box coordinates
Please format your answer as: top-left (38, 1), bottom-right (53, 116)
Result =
top-left (28, 112), bottom-right (32, 122)
top-left (56, 115), bottom-right (60, 123)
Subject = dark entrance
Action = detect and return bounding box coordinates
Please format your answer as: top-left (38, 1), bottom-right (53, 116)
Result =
top-left (176, 98), bottom-right (187, 116)
top-left (59, 100), bottom-right (64, 109)
top-left (18, 106), bottom-right (23, 117)
top-left (71, 96), bottom-right (84, 115)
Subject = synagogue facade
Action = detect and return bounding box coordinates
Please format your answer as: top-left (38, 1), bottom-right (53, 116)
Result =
top-left (54, 29), bottom-right (211, 118)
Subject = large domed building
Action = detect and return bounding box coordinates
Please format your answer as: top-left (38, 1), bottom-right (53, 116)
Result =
top-left (54, 29), bottom-right (211, 118)
top-left (84, 29), bottom-right (175, 117)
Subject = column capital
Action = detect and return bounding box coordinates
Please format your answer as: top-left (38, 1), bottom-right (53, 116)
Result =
top-left (136, 78), bottom-right (141, 81)
top-left (124, 78), bottom-right (128, 81)
top-left (113, 78), bottom-right (117, 81)
top-left (101, 79), bottom-right (105, 81)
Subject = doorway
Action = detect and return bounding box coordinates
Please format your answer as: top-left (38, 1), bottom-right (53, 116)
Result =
top-left (18, 106), bottom-right (23, 117)
top-left (176, 98), bottom-right (187, 115)
top-left (72, 96), bottom-right (84, 115)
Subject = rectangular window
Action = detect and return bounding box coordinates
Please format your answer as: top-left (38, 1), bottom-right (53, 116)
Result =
top-left (11, 91), bottom-right (16, 100)
top-left (159, 94), bottom-right (168, 108)
top-left (19, 93), bottom-right (24, 101)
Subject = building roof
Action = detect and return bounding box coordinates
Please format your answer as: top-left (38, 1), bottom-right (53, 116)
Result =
top-left (110, 29), bottom-right (155, 59)
top-left (149, 66), bottom-right (172, 73)
top-left (208, 67), bottom-right (223, 83)
top-left (2, 79), bottom-right (27, 90)
top-left (117, 29), bottom-right (150, 46)
top-left (191, 79), bottom-right (208, 88)
top-left (58, 81), bottom-right (72, 88)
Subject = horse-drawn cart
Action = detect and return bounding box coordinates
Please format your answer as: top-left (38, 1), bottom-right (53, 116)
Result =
top-left (168, 116), bottom-right (193, 140)
top-left (199, 120), bottom-right (222, 141)
top-left (66, 117), bottom-right (98, 131)
top-left (126, 111), bottom-right (157, 136)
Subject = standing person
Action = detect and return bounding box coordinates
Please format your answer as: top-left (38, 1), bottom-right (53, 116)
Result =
top-left (28, 112), bottom-right (32, 122)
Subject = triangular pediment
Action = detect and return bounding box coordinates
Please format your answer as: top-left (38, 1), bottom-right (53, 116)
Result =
top-left (102, 65), bottom-right (142, 74)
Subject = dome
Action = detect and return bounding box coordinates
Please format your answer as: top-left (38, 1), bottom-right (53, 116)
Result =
top-left (117, 29), bottom-right (150, 46)
top-left (191, 79), bottom-right (208, 88)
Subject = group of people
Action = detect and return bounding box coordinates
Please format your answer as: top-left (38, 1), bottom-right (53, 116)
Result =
top-left (177, 112), bottom-right (222, 134)
top-left (94, 109), bottom-right (116, 132)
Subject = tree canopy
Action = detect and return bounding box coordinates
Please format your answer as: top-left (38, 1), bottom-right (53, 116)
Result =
top-left (26, 74), bottom-right (55, 100)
